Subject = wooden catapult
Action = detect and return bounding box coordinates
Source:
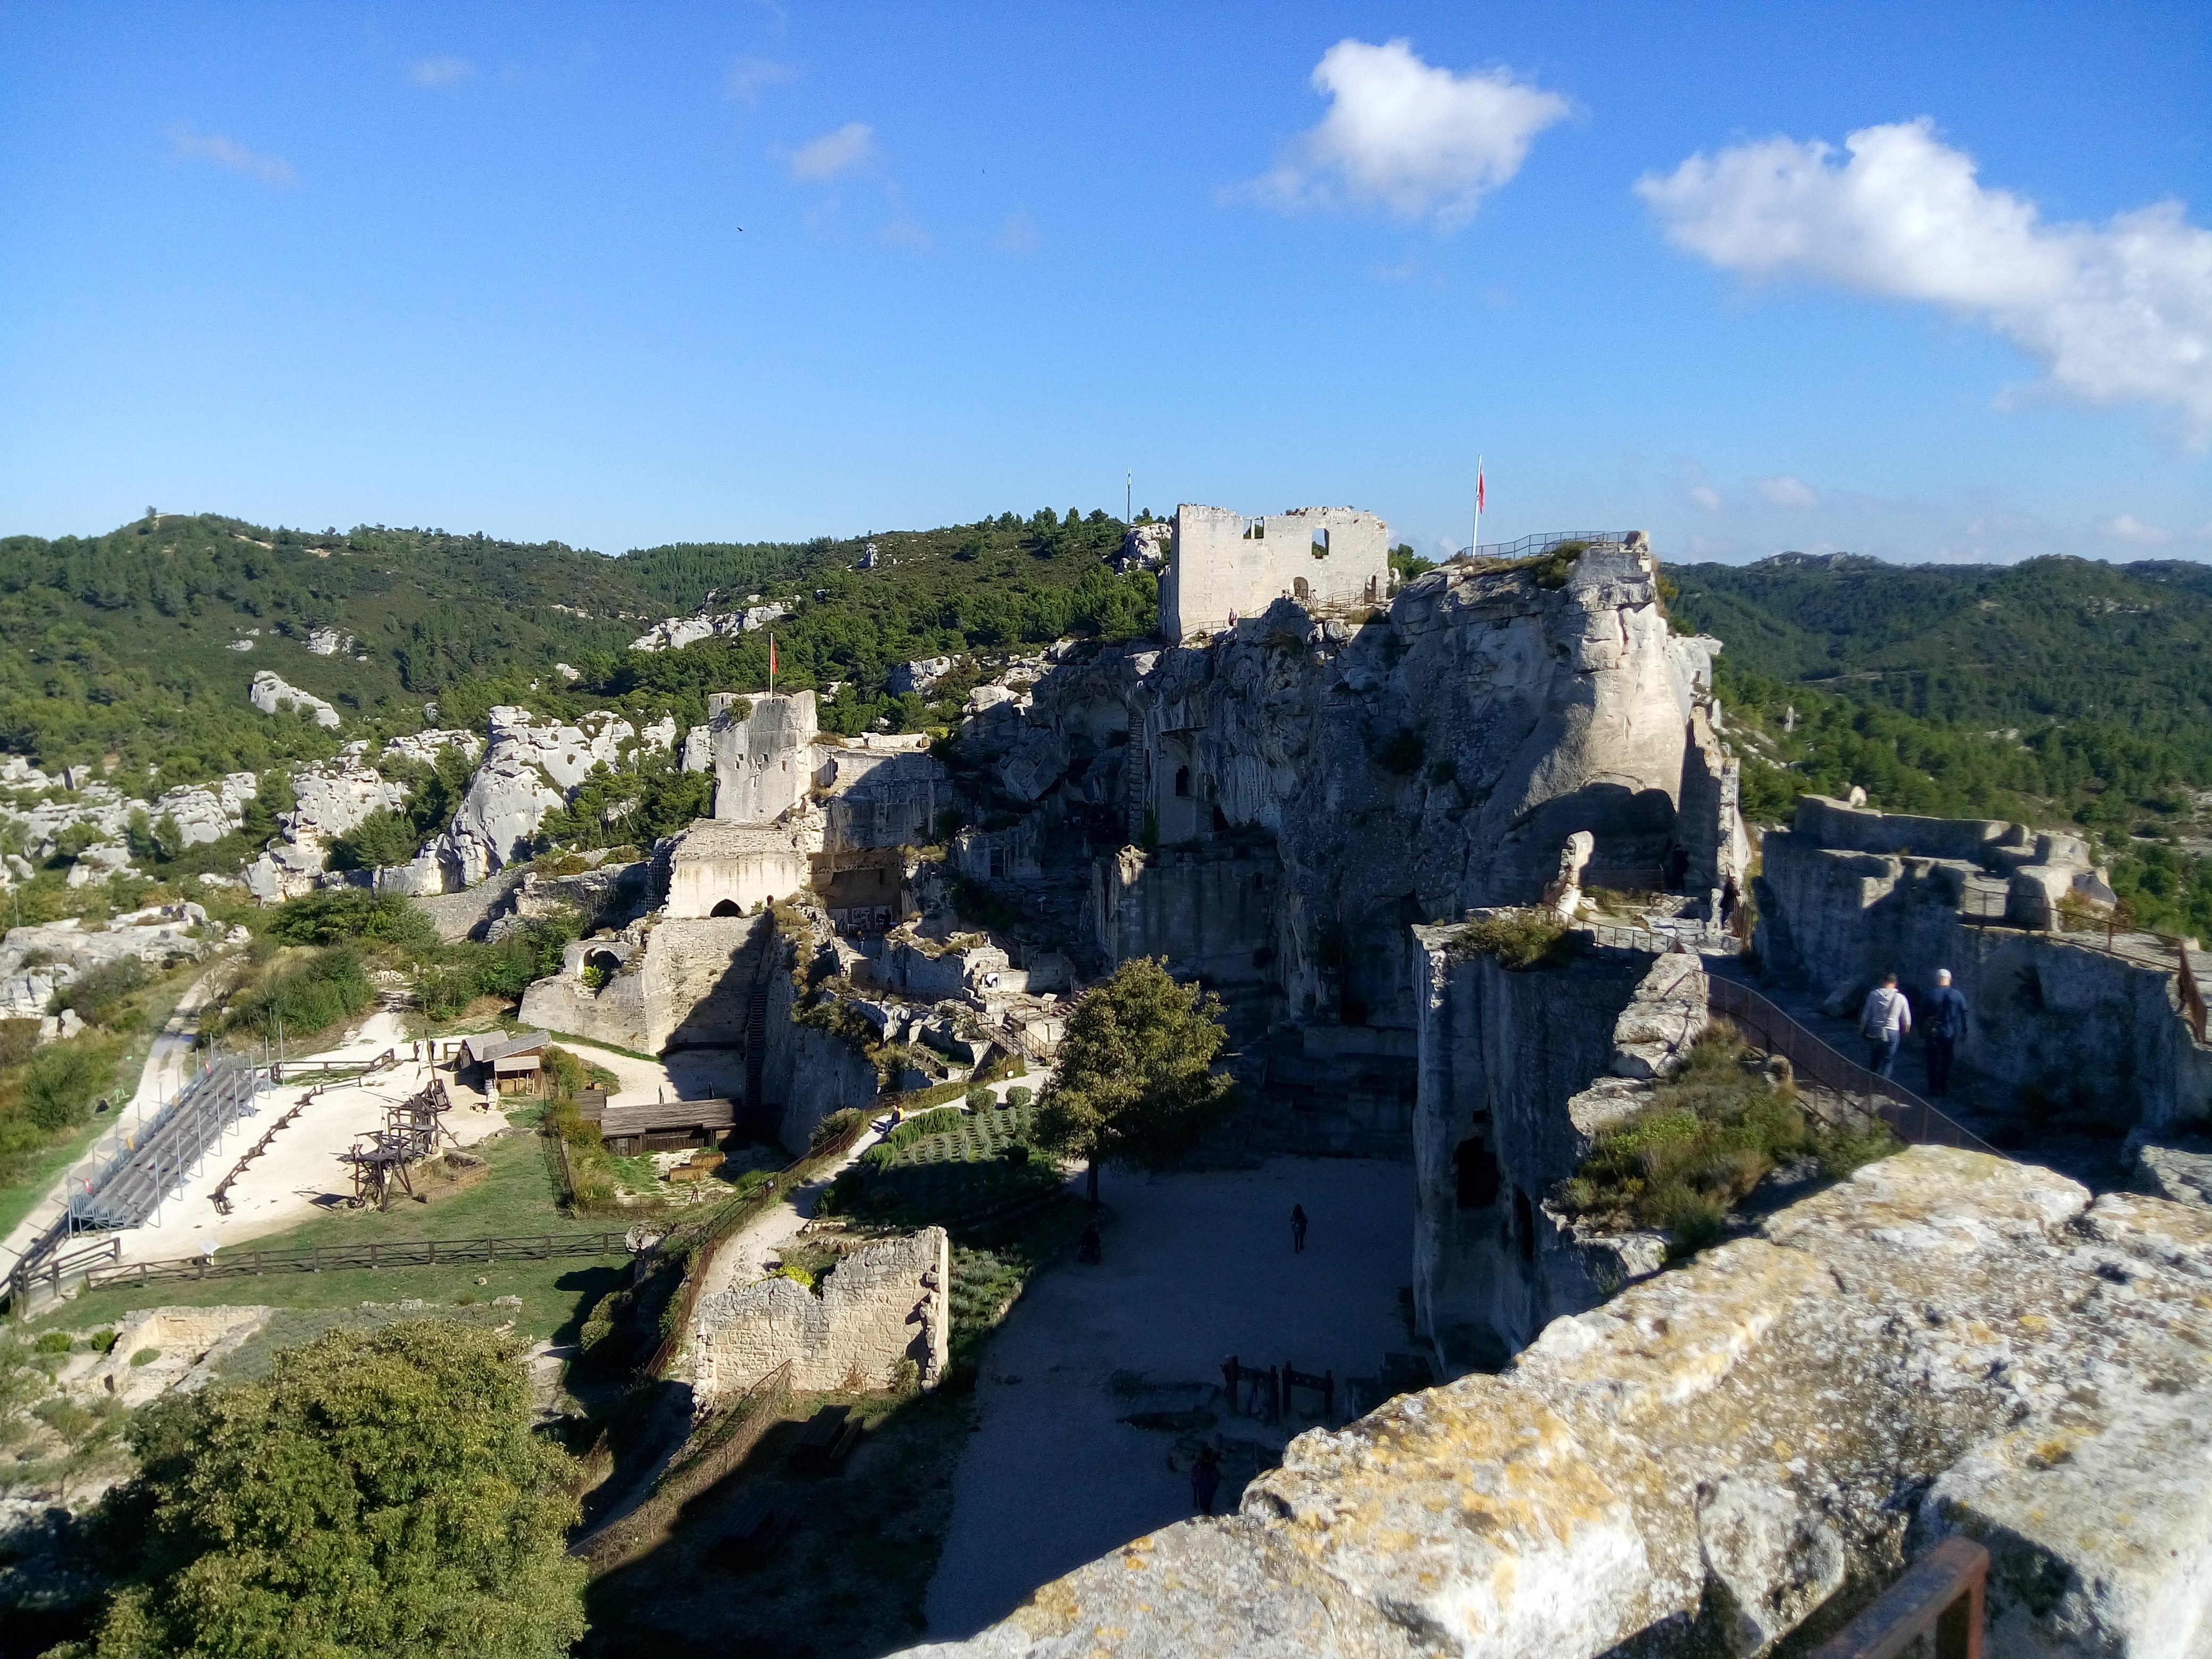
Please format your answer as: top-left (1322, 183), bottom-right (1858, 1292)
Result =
top-left (340, 1076), bottom-right (459, 1211)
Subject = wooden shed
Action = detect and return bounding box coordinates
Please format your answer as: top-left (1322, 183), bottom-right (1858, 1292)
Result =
top-left (598, 1097), bottom-right (736, 1155)
top-left (459, 1030), bottom-right (551, 1097)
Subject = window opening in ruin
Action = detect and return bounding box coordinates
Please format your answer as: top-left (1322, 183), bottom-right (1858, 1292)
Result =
top-left (585, 949), bottom-right (622, 980)
top-left (1513, 1188), bottom-right (1537, 1263)
top-left (1174, 766), bottom-right (1191, 797)
top-left (710, 899), bottom-right (743, 917)
top-left (1311, 526), bottom-right (1329, 558)
top-left (1211, 805), bottom-right (1229, 832)
top-left (988, 849), bottom-right (1007, 878)
top-left (1293, 576), bottom-right (1311, 602)
top-left (1454, 1137), bottom-right (1501, 1209)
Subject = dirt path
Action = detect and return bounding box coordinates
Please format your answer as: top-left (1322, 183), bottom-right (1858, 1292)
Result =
top-left (690, 1119), bottom-right (888, 1301)
top-left (921, 1155), bottom-right (1416, 1641)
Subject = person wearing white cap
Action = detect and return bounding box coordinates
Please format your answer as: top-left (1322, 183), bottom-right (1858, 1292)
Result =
top-left (1924, 968), bottom-right (1968, 1098)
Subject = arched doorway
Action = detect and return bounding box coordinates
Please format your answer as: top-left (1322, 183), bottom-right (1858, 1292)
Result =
top-left (710, 899), bottom-right (743, 918)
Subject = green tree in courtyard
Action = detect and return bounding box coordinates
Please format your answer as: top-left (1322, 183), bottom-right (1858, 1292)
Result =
top-left (71, 1322), bottom-right (584, 1659)
top-left (1033, 957), bottom-right (1235, 1204)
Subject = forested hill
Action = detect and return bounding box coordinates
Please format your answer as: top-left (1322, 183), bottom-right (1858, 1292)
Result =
top-left (0, 508), bottom-right (1147, 780)
top-left (1671, 552), bottom-right (2212, 759)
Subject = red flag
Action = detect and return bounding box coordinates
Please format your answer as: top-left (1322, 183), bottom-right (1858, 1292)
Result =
top-left (1477, 470), bottom-right (1486, 513)
top-left (769, 635), bottom-right (777, 677)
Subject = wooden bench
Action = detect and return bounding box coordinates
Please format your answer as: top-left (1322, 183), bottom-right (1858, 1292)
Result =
top-left (790, 1404), bottom-right (864, 1472)
top-left (711, 1495), bottom-right (788, 1566)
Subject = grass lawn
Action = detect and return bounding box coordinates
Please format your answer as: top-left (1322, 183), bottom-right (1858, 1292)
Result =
top-left (0, 961), bottom-right (208, 1245)
top-left (27, 1110), bottom-right (629, 1345)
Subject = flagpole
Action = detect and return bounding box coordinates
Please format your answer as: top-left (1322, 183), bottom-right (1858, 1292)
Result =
top-left (1472, 453), bottom-right (1484, 557)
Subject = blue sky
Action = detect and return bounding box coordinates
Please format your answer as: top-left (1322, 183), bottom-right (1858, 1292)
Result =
top-left (2, 2), bottom-right (2207, 565)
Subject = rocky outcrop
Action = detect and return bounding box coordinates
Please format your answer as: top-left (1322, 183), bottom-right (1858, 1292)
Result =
top-left (629, 600), bottom-right (788, 652)
top-left (247, 670), bottom-right (340, 730)
top-left (691, 1227), bottom-right (947, 1398)
top-left (242, 756), bottom-right (412, 901)
top-left (1410, 925), bottom-right (1687, 1369)
top-left (1, 904), bottom-right (226, 1019)
top-left (901, 1149), bottom-right (2212, 1659)
top-left (427, 706), bottom-right (656, 889)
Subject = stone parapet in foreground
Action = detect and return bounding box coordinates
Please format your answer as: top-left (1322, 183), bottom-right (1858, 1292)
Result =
top-left (898, 1147), bottom-right (2212, 1658)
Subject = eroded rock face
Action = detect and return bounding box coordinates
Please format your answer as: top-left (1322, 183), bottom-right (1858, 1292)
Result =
top-left (901, 1149), bottom-right (2212, 1659)
top-left (432, 706), bottom-right (642, 888)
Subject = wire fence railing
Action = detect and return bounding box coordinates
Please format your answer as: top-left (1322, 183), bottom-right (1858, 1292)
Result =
top-left (1704, 977), bottom-right (1999, 1155)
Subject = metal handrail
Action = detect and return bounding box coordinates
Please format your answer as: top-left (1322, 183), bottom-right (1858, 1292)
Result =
top-left (1464, 531), bottom-right (1633, 560)
top-left (1705, 977), bottom-right (1999, 1155)
top-left (1811, 1535), bottom-right (1987, 1658)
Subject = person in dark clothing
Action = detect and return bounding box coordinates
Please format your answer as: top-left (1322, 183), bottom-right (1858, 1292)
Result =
top-left (1076, 1221), bottom-right (1102, 1264)
top-left (1221, 1355), bottom-right (1241, 1415)
top-left (1719, 876), bottom-right (1740, 927)
top-left (1291, 1204), bottom-right (1308, 1253)
top-left (1190, 1446), bottom-right (1221, 1515)
top-left (1923, 968), bottom-right (1968, 1098)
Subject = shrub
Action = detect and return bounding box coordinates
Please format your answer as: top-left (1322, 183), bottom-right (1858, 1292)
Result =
top-left (768, 1263), bottom-right (814, 1292)
top-left (91, 1329), bottom-right (118, 1354)
top-left (35, 1331), bottom-right (72, 1355)
top-left (578, 1292), bottom-right (621, 1353)
top-left (810, 1107), bottom-right (865, 1153)
top-left (965, 1086), bottom-right (994, 1113)
top-left (1449, 910), bottom-right (1569, 970)
top-left (1006, 1086), bottom-right (1033, 1109)
top-left (23, 1039), bottom-right (117, 1130)
top-left (61, 957), bottom-right (150, 1029)
top-left (0, 1019), bottom-right (37, 1068)
top-left (265, 889), bottom-right (434, 949)
top-left (130, 1347), bottom-right (160, 1367)
top-left (220, 947), bottom-right (374, 1040)
top-left (1553, 1025), bottom-right (1898, 1260)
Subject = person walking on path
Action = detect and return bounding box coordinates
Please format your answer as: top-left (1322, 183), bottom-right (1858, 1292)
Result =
top-left (1923, 969), bottom-right (1968, 1098)
top-left (1190, 1446), bottom-right (1222, 1515)
top-left (1291, 1204), bottom-right (1308, 1253)
top-left (1859, 972), bottom-right (1912, 1080)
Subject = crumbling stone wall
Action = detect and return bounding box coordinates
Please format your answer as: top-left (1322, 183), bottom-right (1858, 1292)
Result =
top-left (900, 1151), bottom-right (2212, 1659)
top-left (519, 915), bottom-right (767, 1053)
top-left (1160, 504), bottom-right (1390, 641)
top-left (691, 1226), bottom-right (949, 1398)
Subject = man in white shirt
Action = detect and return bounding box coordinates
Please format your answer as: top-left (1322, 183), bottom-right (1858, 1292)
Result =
top-left (1859, 971), bottom-right (1912, 1081)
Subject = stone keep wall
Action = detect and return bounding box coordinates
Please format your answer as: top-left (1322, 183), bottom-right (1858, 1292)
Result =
top-left (899, 1150), bottom-right (2212, 1659)
top-left (709, 690), bottom-right (818, 823)
top-left (1090, 845), bottom-right (1282, 1031)
top-left (1160, 504), bottom-right (1390, 641)
top-left (518, 915), bottom-right (766, 1053)
top-left (1410, 928), bottom-right (1702, 1370)
top-left (662, 820), bottom-right (815, 918)
top-left (692, 1227), bottom-right (949, 1398)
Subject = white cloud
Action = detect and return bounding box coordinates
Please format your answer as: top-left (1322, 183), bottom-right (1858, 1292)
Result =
top-left (167, 127), bottom-right (296, 187)
top-left (1755, 475), bottom-right (1819, 508)
top-left (1247, 38), bottom-right (1569, 231)
top-left (725, 57), bottom-right (794, 102)
top-left (2106, 513), bottom-right (2172, 543)
top-left (1687, 483), bottom-right (1724, 512)
top-left (781, 122), bottom-right (874, 182)
top-left (992, 208), bottom-right (1038, 255)
top-left (408, 56), bottom-right (474, 89)
top-left (1638, 118), bottom-right (2212, 440)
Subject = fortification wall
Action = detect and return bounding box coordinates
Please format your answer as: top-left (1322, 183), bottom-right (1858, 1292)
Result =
top-left (518, 915), bottom-right (766, 1053)
top-left (900, 1150), bottom-right (2212, 1659)
top-left (761, 958), bottom-right (883, 1157)
top-left (691, 1226), bottom-right (948, 1398)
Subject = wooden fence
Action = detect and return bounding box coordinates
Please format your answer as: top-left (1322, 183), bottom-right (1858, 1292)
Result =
top-left (81, 1230), bottom-right (631, 1291)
